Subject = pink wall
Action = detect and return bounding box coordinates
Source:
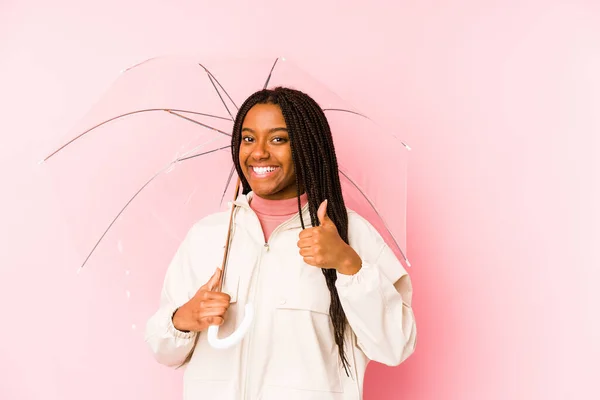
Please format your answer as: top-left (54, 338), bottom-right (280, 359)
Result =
top-left (1, 1), bottom-right (599, 399)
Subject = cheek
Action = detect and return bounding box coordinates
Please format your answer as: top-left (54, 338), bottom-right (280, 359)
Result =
top-left (238, 150), bottom-right (247, 167)
top-left (285, 158), bottom-right (295, 179)
top-left (281, 148), bottom-right (294, 172)
top-left (286, 165), bottom-right (296, 183)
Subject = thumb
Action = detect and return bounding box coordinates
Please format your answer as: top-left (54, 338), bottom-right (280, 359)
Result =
top-left (204, 267), bottom-right (222, 292)
top-left (317, 199), bottom-right (330, 225)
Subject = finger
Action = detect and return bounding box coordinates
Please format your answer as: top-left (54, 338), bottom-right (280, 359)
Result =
top-left (199, 268), bottom-right (219, 292)
top-left (198, 298), bottom-right (232, 309)
top-left (317, 199), bottom-right (329, 225)
top-left (199, 307), bottom-right (229, 318)
top-left (298, 227), bottom-right (315, 239)
top-left (208, 268), bottom-right (223, 291)
top-left (202, 316), bottom-right (224, 327)
top-left (211, 292), bottom-right (232, 303)
top-left (198, 291), bottom-right (231, 303)
top-left (299, 247), bottom-right (313, 257)
top-left (297, 238), bottom-right (315, 248)
top-left (303, 256), bottom-right (317, 266)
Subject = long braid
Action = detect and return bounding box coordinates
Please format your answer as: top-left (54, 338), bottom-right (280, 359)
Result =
top-left (232, 87), bottom-right (352, 376)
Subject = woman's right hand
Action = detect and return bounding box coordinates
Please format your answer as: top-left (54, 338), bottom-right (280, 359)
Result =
top-left (172, 267), bottom-right (232, 333)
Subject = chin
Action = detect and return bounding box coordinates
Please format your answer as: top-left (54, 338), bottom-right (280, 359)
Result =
top-left (254, 188), bottom-right (278, 198)
top-left (255, 186), bottom-right (287, 199)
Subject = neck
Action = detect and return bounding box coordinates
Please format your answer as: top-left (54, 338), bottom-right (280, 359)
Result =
top-left (249, 192), bottom-right (309, 242)
top-left (250, 192), bottom-right (309, 216)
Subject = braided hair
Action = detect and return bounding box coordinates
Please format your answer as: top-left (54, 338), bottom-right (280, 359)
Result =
top-left (231, 87), bottom-right (352, 375)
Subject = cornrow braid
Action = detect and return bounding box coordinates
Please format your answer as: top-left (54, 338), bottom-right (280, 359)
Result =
top-left (231, 86), bottom-right (352, 376)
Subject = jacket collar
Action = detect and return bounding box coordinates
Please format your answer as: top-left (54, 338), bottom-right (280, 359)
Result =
top-left (233, 191), bottom-right (314, 231)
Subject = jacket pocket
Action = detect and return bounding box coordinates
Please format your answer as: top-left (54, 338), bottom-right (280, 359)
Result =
top-left (264, 289), bottom-right (343, 393)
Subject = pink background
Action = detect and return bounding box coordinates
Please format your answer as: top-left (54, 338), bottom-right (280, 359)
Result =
top-left (1, 1), bottom-right (599, 399)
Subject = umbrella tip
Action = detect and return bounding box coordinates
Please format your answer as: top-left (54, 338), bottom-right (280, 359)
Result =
top-left (401, 142), bottom-right (412, 151)
top-left (37, 159), bottom-right (45, 165)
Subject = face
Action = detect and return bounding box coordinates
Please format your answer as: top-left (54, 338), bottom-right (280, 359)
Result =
top-left (238, 103), bottom-right (299, 200)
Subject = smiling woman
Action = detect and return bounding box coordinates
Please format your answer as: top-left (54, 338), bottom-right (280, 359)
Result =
top-left (145, 86), bottom-right (417, 400)
top-left (238, 103), bottom-right (299, 200)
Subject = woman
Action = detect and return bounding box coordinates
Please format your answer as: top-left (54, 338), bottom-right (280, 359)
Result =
top-left (145, 87), bottom-right (417, 399)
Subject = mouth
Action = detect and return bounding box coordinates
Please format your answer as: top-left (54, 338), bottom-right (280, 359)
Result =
top-left (249, 166), bottom-right (280, 178)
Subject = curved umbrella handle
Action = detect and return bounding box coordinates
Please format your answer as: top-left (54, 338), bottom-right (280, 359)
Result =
top-left (207, 303), bottom-right (254, 349)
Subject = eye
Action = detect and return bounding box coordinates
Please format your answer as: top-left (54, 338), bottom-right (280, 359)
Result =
top-left (242, 136), bottom-right (254, 143)
top-left (272, 137), bottom-right (288, 144)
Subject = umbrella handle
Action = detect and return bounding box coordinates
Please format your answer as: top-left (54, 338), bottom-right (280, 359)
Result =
top-left (207, 303), bottom-right (254, 349)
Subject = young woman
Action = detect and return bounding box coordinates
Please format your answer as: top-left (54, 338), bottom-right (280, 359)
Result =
top-left (145, 87), bottom-right (416, 399)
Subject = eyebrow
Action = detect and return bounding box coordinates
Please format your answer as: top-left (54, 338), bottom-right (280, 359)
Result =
top-left (241, 127), bottom-right (289, 134)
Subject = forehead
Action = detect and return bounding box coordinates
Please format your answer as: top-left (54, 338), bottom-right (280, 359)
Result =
top-left (242, 103), bottom-right (287, 129)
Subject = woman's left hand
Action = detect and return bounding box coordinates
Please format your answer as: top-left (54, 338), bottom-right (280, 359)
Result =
top-left (297, 199), bottom-right (362, 275)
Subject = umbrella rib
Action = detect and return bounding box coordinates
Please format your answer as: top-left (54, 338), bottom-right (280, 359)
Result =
top-left (209, 73), bottom-right (239, 112)
top-left (323, 109), bottom-right (412, 150)
top-left (198, 63), bottom-right (239, 119)
top-left (339, 169), bottom-right (411, 267)
top-left (220, 164), bottom-right (237, 207)
top-left (199, 63), bottom-right (239, 110)
top-left (43, 109), bottom-right (231, 162)
top-left (206, 72), bottom-right (234, 120)
top-left (322, 108), bottom-right (371, 119)
top-left (77, 144), bottom-right (232, 270)
top-left (179, 144), bottom-right (232, 162)
top-left (263, 57), bottom-right (279, 89)
top-left (120, 57), bottom-right (160, 73)
top-left (166, 111), bottom-right (232, 137)
top-left (122, 58), bottom-right (238, 117)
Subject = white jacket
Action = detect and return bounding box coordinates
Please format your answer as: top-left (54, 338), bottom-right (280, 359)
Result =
top-left (145, 192), bottom-right (416, 399)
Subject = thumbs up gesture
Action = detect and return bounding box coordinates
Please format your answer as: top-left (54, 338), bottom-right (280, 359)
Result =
top-left (297, 200), bottom-right (362, 275)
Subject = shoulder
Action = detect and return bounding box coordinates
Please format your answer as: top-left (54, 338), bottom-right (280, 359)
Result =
top-left (346, 209), bottom-right (408, 283)
top-left (346, 209), bottom-right (386, 250)
top-left (184, 210), bottom-right (231, 244)
top-left (177, 210), bottom-right (232, 274)
top-left (347, 209), bottom-right (379, 236)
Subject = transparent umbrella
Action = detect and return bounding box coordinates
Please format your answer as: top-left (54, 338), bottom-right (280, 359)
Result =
top-left (41, 55), bottom-right (411, 350)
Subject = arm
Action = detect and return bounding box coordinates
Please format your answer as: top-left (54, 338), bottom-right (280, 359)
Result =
top-left (144, 230), bottom-right (197, 368)
top-left (335, 217), bottom-right (417, 366)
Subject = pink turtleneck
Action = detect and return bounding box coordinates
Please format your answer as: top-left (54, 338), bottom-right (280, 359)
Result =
top-left (249, 193), bottom-right (309, 242)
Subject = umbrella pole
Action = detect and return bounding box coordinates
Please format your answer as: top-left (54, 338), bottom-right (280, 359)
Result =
top-left (179, 177), bottom-right (241, 363)
top-left (216, 176), bottom-right (241, 293)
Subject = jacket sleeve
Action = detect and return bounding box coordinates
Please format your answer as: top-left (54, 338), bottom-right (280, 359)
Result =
top-left (335, 216), bottom-right (417, 366)
top-left (144, 227), bottom-right (198, 368)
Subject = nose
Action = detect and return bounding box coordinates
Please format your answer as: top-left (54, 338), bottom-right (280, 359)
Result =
top-left (251, 140), bottom-right (269, 160)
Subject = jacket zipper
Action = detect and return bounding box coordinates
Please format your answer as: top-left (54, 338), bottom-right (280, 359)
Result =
top-left (240, 213), bottom-right (297, 399)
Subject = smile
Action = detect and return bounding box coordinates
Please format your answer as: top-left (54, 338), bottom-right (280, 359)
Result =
top-left (250, 166), bottom-right (279, 177)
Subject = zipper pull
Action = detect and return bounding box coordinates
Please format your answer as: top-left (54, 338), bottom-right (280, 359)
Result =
top-left (264, 243), bottom-right (270, 251)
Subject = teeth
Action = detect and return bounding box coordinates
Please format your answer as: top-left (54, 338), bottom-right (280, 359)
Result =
top-left (253, 167), bottom-right (276, 175)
